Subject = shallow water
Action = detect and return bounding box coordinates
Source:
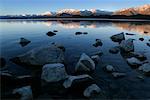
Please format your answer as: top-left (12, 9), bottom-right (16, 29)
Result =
top-left (0, 20), bottom-right (150, 99)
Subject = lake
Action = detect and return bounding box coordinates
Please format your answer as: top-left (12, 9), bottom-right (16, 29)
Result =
top-left (0, 19), bottom-right (150, 99)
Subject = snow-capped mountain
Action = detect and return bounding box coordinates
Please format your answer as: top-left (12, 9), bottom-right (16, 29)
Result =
top-left (114, 4), bottom-right (150, 16)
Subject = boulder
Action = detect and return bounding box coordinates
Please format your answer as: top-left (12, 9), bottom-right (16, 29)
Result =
top-left (126, 57), bottom-right (142, 67)
top-left (139, 63), bottom-right (150, 75)
top-left (19, 38), bottom-right (31, 47)
top-left (110, 32), bottom-right (125, 42)
top-left (41, 63), bottom-right (68, 82)
top-left (0, 57), bottom-right (6, 67)
top-left (83, 84), bottom-right (101, 97)
top-left (63, 74), bottom-right (93, 88)
top-left (11, 45), bottom-right (64, 66)
top-left (109, 46), bottom-right (120, 54)
top-left (120, 39), bottom-right (134, 52)
top-left (112, 72), bottom-right (126, 78)
top-left (105, 65), bottom-right (115, 72)
top-left (13, 86), bottom-right (33, 100)
top-left (146, 43), bottom-right (150, 47)
top-left (75, 53), bottom-right (95, 72)
top-left (46, 31), bottom-right (56, 37)
top-left (93, 39), bottom-right (103, 47)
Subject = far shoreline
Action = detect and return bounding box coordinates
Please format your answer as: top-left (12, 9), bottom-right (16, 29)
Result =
top-left (0, 18), bottom-right (150, 22)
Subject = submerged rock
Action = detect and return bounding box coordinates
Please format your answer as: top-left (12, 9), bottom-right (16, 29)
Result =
top-left (46, 31), bottom-right (56, 37)
top-left (139, 38), bottom-right (144, 41)
top-left (41, 63), bottom-right (68, 82)
top-left (93, 39), bottom-right (103, 47)
top-left (63, 74), bottom-right (93, 88)
top-left (112, 72), bottom-right (126, 78)
top-left (0, 57), bottom-right (6, 67)
top-left (83, 84), bottom-right (101, 97)
top-left (126, 57), bottom-right (142, 67)
top-left (19, 38), bottom-right (31, 47)
top-left (146, 43), bottom-right (150, 47)
top-left (13, 86), bottom-right (33, 100)
top-left (139, 63), bottom-right (150, 75)
top-left (110, 32), bottom-right (125, 42)
top-left (109, 46), bottom-right (120, 54)
top-left (105, 65), bottom-right (115, 72)
top-left (11, 45), bottom-right (64, 66)
top-left (75, 53), bottom-right (95, 73)
top-left (120, 39), bottom-right (134, 52)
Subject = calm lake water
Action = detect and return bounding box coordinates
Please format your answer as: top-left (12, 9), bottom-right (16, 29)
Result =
top-left (0, 19), bottom-right (150, 99)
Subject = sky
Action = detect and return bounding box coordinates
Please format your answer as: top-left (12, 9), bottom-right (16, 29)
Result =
top-left (0, 0), bottom-right (150, 15)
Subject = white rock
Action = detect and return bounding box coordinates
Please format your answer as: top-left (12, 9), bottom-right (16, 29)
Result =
top-left (41, 63), bottom-right (68, 82)
top-left (112, 72), bottom-right (126, 78)
top-left (75, 53), bottom-right (95, 72)
top-left (139, 63), bottom-right (150, 73)
top-left (105, 65), bottom-right (115, 72)
top-left (83, 84), bottom-right (101, 97)
top-left (13, 86), bottom-right (33, 100)
top-left (126, 57), bottom-right (142, 66)
top-left (63, 74), bottom-right (92, 88)
top-left (120, 39), bottom-right (134, 52)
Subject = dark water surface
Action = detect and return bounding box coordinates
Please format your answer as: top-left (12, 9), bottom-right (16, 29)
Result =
top-left (0, 20), bottom-right (150, 99)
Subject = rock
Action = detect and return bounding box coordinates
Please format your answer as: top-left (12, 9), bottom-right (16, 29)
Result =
top-left (83, 84), bottom-right (101, 97)
top-left (139, 63), bottom-right (150, 75)
top-left (105, 65), bottom-right (115, 72)
top-left (112, 72), bottom-right (126, 78)
top-left (93, 39), bottom-right (103, 47)
top-left (0, 57), bottom-right (6, 67)
top-left (110, 32), bottom-right (125, 42)
top-left (75, 53), bottom-right (95, 72)
top-left (75, 32), bottom-right (82, 35)
top-left (19, 38), bottom-right (31, 47)
top-left (83, 32), bottom-right (88, 34)
top-left (139, 38), bottom-right (144, 41)
top-left (11, 45), bottom-right (64, 66)
top-left (109, 46), bottom-right (120, 54)
top-left (125, 33), bottom-right (135, 35)
top-left (13, 86), bottom-right (33, 100)
top-left (144, 31), bottom-right (148, 34)
top-left (53, 43), bottom-right (65, 52)
top-left (126, 57), bottom-right (142, 67)
top-left (41, 63), bottom-right (68, 82)
top-left (53, 30), bottom-right (58, 32)
top-left (63, 74), bottom-right (93, 88)
top-left (131, 52), bottom-right (147, 61)
top-left (120, 39), bottom-right (134, 52)
top-left (91, 55), bottom-right (100, 63)
top-left (46, 31), bottom-right (56, 37)
top-left (146, 43), bottom-right (150, 47)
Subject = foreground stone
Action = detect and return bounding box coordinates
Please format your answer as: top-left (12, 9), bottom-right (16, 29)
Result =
top-left (120, 39), bottom-right (134, 52)
top-left (75, 53), bottom-right (95, 72)
top-left (63, 75), bottom-right (93, 88)
top-left (112, 72), bottom-right (126, 78)
top-left (109, 46), bottom-right (120, 54)
top-left (46, 31), bottom-right (56, 37)
top-left (13, 86), bottom-right (33, 100)
top-left (83, 84), bottom-right (101, 97)
top-left (41, 63), bottom-right (68, 82)
top-left (110, 32), bottom-right (125, 42)
top-left (139, 63), bottom-right (150, 75)
top-left (11, 45), bottom-right (64, 66)
top-left (126, 57), bottom-right (142, 67)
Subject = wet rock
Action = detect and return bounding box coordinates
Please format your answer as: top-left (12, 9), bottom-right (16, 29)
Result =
top-left (112, 72), bottom-right (126, 78)
top-left (110, 32), bottom-right (125, 42)
top-left (11, 45), bottom-right (64, 67)
top-left (93, 39), bottom-right (103, 47)
top-left (125, 33), bottom-right (135, 35)
top-left (83, 32), bottom-right (88, 34)
top-left (46, 31), bottom-right (56, 37)
top-left (91, 55), bottom-right (100, 63)
top-left (109, 46), bottom-right (120, 54)
top-left (146, 43), bottom-right (150, 47)
top-left (53, 30), bottom-right (58, 32)
top-left (105, 65), bottom-right (115, 72)
top-left (63, 74), bottom-right (93, 88)
top-left (131, 52), bottom-right (147, 61)
top-left (120, 39), bottom-right (134, 52)
top-left (139, 38), bottom-right (144, 41)
top-left (75, 32), bottom-right (82, 35)
top-left (126, 57), bottom-right (142, 67)
top-left (0, 57), bottom-right (6, 67)
top-left (41, 63), bottom-right (68, 82)
top-left (19, 38), bottom-right (31, 47)
top-left (83, 84), bottom-right (101, 98)
top-left (13, 86), bottom-right (33, 100)
top-left (75, 53), bottom-right (95, 73)
top-left (53, 43), bottom-right (66, 52)
top-left (139, 63), bottom-right (150, 75)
